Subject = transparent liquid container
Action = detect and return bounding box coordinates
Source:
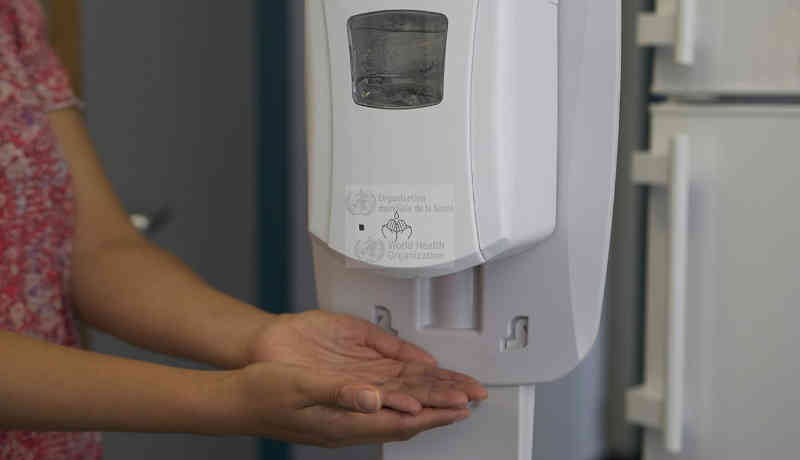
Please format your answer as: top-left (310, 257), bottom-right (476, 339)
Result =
top-left (348, 10), bottom-right (448, 109)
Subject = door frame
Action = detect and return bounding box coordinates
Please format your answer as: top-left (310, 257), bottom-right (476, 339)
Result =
top-left (257, 0), bottom-right (290, 459)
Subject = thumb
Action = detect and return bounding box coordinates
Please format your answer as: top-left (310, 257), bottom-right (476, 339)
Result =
top-left (332, 384), bottom-right (383, 413)
top-left (292, 368), bottom-right (385, 413)
top-left (296, 371), bottom-right (384, 413)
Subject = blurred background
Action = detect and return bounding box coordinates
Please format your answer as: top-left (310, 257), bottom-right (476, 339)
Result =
top-left (41, 0), bottom-right (799, 459)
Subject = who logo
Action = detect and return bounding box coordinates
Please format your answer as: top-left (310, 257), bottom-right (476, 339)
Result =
top-left (346, 188), bottom-right (377, 216)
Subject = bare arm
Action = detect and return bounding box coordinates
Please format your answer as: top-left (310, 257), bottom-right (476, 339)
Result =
top-left (0, 330), bottom-right (469, 443)
top-left (49, 108), bottom-right (270, 369)
top-left (0, 330), bottom-right (232, 433)
top-left (12, 108), bottom-right (479, 443)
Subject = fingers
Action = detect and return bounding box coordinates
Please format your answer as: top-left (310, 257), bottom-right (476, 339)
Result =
top-left (298, 366), bottom-right (486, 419)
top-left (333, 384), bottom-right (383, 413)
top-left (384, 379), bottom-right (472, 410)
top-left (364, 324), bottom-right (437, 366)
top-left (426, 367), bottom-right (482, 385)
top-left (463, 383), bottom-right (489, 402)
top-left (400, 386), bottom-right (468, 409)
top-left (332, 408), bottom-right (471, 446)
top-left (331, 379), bottom-right (467, 415)
top-left (294, 370), bottom-right (385, 414)
top-left (398, 408), bottom-right (471, 439)
top-left (348, 361), bottom-right (488, 409)
top-left (398, 362), bottom-right (474, 382)
top-left (381, 392), bottom-right (423, 415)
top-left (430, 377), bottom-right (488, 403)
top-left (341, 380), bottom-right (481, 414)
top-left (398, 363), bottom-right (489, 403)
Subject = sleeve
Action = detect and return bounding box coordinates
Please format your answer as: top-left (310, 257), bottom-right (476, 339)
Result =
top-left (14, 0), bottom-right (81, 112)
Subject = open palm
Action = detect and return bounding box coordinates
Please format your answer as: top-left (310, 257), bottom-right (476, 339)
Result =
top-left (250, 310), bottom-right (487, 414)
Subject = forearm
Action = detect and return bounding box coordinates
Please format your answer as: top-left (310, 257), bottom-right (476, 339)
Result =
top-left (71, 236), bottom-right (273, 369)
top-left (0, 330), bottom-right (238, 433)
top-left (47, 108), bottom-right (272, 369)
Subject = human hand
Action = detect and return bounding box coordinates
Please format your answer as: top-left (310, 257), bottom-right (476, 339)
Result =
top-left (249, 310), bottom-right (487, 413)
top-left (226, 361), bottom-right (472, 447)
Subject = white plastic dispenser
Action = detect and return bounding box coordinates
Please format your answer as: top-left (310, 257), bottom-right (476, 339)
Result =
top-left (306, 1), bottom-right (621, 458)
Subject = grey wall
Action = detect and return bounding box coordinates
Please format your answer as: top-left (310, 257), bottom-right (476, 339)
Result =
top-left (82, 1), bottom-right (259, 459)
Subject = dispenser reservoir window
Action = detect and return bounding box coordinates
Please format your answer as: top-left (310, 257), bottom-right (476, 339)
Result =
top-left (348, 10), bottom-right (448, 109)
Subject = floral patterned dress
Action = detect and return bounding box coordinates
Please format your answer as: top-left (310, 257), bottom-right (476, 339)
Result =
top-left (0, 0), bottom-right (103, 457)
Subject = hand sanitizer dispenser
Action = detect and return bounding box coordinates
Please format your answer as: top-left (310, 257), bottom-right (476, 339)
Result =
top-left (306, 0), bottom-right (621, 458)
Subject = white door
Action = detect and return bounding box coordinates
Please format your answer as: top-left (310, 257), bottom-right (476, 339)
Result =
top-left (635, 103), bottom-right (800, 460)
top-left (642, 0), bottom-right (800, 96)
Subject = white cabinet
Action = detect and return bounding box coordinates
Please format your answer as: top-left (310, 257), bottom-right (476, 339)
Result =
top-left (647, 0), bottom-right (800, 96)
top-left (637, 103), bottom-right (800, 460)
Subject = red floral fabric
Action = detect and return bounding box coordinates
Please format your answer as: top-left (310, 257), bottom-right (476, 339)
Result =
top-left (1, 0), bottom-right (102, 457)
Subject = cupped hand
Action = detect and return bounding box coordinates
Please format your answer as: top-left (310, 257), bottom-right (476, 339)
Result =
top-left (249, 310), bottom-right (487, 413)
top-left (228, 361), bottom-right (472, 447)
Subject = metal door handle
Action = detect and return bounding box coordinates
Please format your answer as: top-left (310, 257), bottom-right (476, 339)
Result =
top-left (627, 134), bottom-right (690, 453)
top-left (129, 206), bottom-right (172, 236)
top-left (637, 0), bottom-right (696, 65)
